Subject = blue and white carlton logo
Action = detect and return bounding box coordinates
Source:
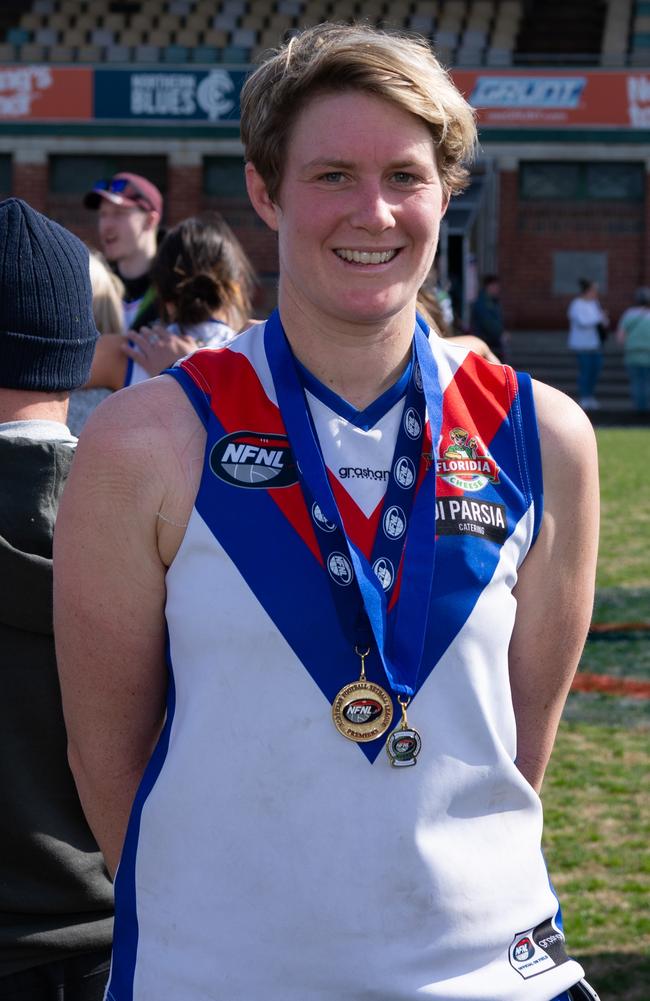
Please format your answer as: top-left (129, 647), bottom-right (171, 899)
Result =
top-left (196, 70), bottom-right (235, 120)
top-left (328, 552), bottom-right (354, 586)
top-left (413, 362), bottom-right (423, 392)
top-left (404, 407), bottom-right (422, 440)
top-left (129, 69), bottom-right (235, 121)
top-left (312, 502), bottom-right (337, 533)
top-left (394, 456), bottom-right (416, 489)
top-left (372, 557), bottom-right (394, 591)
top-left (383, 505), bottom-right (406, 540)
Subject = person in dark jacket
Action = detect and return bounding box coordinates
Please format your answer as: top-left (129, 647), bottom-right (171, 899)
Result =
top-left (470, 273), bottom-right (508, 362)
top-left (0, 198), bottom-right (114, 1000)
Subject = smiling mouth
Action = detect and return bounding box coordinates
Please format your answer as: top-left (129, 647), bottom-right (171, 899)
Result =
top-left (335, 249), bottom-right (398, 265)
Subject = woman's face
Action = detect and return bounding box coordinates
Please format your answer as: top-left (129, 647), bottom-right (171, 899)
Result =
top-left (246, 90), bottom-right (449, 333)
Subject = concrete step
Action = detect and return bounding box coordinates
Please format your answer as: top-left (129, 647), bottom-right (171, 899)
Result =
top-left (506, 331), bottom-right (648, 424)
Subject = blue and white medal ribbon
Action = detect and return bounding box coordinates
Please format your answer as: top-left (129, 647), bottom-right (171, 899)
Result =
top-left (265, 310), bottom-right (442, 763)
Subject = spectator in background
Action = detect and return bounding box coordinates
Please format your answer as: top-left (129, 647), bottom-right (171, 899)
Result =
top-left (470, 273), bottom-right (508, 361)
top-left (616, 286), bottom-right (650, 413)
top-left (567, 278), bottom-right (608, 412)
top-left (83, 172), bottom-right (162, 331)
top-left (417, 282), bottom-right (499, 362)
top-left (124, 212), bottom-right (256, 382)
top-left (67, 251), bottom-right (125, 435)
top-left (0, 199), bottom-right (113, 1000)
top-left (85, 212), bottom-right (256, 391)
top-left (89, 249), bottom-right (125, 334)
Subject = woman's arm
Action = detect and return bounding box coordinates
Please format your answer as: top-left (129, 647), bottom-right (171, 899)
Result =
top-left (85, 333), bottom-right (129, 391)
top-left (54, 377), bottom-right (204, 874)
top-left (508, 380), bottom-right (599, 793)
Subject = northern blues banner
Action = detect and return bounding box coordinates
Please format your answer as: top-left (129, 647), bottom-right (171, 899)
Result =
top-left (93, 68), bottom-right (247, 123)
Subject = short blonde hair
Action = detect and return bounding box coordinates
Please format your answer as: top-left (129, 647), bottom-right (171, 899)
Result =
top-left (240, 22), bottom-right (477, 203)
top-left (88, 251), bottom-right (125, 335)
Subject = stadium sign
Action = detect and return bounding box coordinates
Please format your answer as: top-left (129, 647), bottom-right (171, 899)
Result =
top-left (0, 66), bottom-right (91, 119)
top-left (1, 67), bottom-right (649, 129)
top-left (94, 68), bottom-right (247, 123)
top-left (452, 70), bottom-right (650, 128)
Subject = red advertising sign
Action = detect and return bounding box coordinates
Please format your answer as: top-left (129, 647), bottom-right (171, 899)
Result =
top-left (451, 70), bottom-right (650, 128)
top-left (1, 65), bottom-right (649, 129)
top-left (0, 66), bottom-right (92, 120)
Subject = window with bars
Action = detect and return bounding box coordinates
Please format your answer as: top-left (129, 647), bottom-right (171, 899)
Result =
top-left (204, 155), bottom-right (247, 198)
top-left (520, 161), bottom-right (645, 201)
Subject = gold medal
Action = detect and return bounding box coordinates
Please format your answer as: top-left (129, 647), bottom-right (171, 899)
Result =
top-left (386, 696), bottom-right (421, 767)
top-left (332, 647), bottom-right (394, 743)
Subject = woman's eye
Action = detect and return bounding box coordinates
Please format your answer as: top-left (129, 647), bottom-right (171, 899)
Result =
top-left (393, 171), bottom-right (416, 184)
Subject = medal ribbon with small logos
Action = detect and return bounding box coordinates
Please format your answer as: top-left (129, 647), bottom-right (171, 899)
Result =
top-left (264, 311), bottom-right (442, 765)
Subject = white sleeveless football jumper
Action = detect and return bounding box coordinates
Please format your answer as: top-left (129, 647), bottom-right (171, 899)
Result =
top-left (106, 321), bottom-right (584, 1001)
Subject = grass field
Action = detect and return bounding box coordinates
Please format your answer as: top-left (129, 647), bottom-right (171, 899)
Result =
top-left (540, 428), bottom-right (650, 1001)
top-left (594, 429), bottom-right (650, 592)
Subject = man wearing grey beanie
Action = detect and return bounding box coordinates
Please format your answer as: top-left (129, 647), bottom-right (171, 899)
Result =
top-left (0, 199), bottom-right (113, 1000)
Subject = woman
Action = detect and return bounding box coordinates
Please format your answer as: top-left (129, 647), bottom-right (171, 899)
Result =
top-left (86, 212), bottom-right (255, 391)
top-left (616, 286), bottom-right (650, 412)
top-left (567, 278), bottom-right (608, 410)
top-left (56, 23), bottom-right (599, 1001)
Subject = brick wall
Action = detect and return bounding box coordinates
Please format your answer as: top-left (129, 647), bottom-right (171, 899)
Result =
top-left (13, 162), bottom-right (48, 213)
top-left (167, 164), bottom-right (202, 226)
top-left (498, 168), bottom-right (648, 330)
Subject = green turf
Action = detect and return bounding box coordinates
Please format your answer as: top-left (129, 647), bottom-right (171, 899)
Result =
top-left (543, 430), bottom-right (650, 998)
top-left (595, 429), bottom-right (650, 591)
top-left (542, 724), bottom-right (650, 1000)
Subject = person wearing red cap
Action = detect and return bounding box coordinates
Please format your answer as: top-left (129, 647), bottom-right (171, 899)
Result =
top-left (83, 172), bottom-right (163, 332)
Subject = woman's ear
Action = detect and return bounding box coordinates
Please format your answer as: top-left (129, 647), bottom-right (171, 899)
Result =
top-left (245, 163), bottom-right (281, 232)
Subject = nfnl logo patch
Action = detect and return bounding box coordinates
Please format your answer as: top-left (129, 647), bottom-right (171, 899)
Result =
top-left (210, 431), bottom-right (298, 488)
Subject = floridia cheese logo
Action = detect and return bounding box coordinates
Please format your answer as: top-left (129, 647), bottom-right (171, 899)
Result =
top-left (436, 427), bottom-right (500, 493)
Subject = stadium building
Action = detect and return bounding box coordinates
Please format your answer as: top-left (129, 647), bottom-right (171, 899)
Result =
top-left (1, 0), bottom-right (649, 328)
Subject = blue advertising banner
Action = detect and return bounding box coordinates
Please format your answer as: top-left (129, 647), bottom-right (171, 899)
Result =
top-left (93, 68), bottom-right (247, 123)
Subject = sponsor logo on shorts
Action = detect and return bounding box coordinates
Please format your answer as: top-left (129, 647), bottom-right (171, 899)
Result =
top-left (210, 431), bottom-right (297, 488)
top-left (508, 918), bottom-right (570, 980)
